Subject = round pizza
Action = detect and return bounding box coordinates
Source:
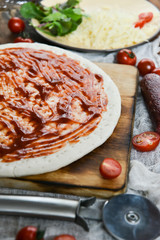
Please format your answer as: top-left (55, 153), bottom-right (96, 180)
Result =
top-left (0, 43), bottom-right (121, 177)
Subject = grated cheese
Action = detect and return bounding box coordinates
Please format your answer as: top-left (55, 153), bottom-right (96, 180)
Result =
top-left (49, 7), bottom-right (160, 50)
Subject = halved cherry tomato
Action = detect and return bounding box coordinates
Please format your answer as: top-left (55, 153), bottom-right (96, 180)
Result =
top-left (134, 12), bottom-right (153, 28)
top-left (54, 234), bottom-right (76, 240)
top-left (139, 12), bottom-right (153, 23)
top-left (99, 158), bottom-right (122, 179)
top-left (137, 58), bottom-right (155, 76)
top-left (16, 226), bottom-right (44, 240)
top-left (116, 49), bottom-right (137, 66)
top-left (132, 131), bottom-right (160, 152)
top-left (8, 17), bottom-right (25, 33)
top-left (14, 36), bottom-right (34, 43)
top-left (152, 68), bottom-right (160, 76)
top-left (134, 19), bottom-right (146, 29)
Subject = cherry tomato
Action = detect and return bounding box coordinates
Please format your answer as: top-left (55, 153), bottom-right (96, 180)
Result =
top-left (116, 49), bottom-right (137, 66)
top-left (139, 12), bottom-right (153, 23)
top-left (135, 12), bottom-right (153, 28)
top-left (134, 19), bottom-right (146, 29)
top-left (14, 36), bottom-right (34, 43)
top-left (16, 226), bottom-right (44, 240)
top-left (8, 17), bottom-right (25, 33)
top-left (152, 68), bottom-right (160, 76)
top-left (54, 234), bottom-right (76, 240)
top-left (132, 131), bottom-right (160, 152)
top-left (137, 58), bottom-right (155, 76)
top-left (99, 158), bottom-right (122, 179)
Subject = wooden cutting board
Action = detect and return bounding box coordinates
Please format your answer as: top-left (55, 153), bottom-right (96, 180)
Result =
top-left (0, 63), bottom-right (138, 198)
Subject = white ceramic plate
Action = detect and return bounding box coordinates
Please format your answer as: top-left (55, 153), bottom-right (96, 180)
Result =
top-left (32, 0), bottom-right (160, 52)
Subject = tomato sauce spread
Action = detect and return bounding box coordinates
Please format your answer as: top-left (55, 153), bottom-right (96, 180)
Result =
top-left (0, 48), bottom-right (108, 162)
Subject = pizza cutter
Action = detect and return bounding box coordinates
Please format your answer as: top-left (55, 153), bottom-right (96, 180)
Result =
top-left (102, 194), bottom-right (160, 240)
top-left (0, 193), bottom-right (159, 240)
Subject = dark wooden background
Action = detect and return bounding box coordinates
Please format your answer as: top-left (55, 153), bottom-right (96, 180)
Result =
top-left (150, 0), bottom-right (160, 9)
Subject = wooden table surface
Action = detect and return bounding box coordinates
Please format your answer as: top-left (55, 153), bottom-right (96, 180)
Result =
top-left (150, 0), bottom-right (160, 9)
top-left (0, 62), bottom-right (138, 198)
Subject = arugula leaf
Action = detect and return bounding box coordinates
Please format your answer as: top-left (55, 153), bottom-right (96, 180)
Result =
top-left (42, 6), bottom-right (53, 16)
top-left (56, 0), bottom-right (80, 10)
top-left (60, 20), bottom-right (73, 35)
top-left (20, 2), bottom-right (45, 20)
top-left (20, 0), bottom-right (84, 36)
top-left (51, 20), bottom-right (73, 36)
top-left (41, 12), bottom-right (67, 23)
top-left (61, 8), bottom-right (83, 21)
top-left (66, 0), bottom-right (80, 7)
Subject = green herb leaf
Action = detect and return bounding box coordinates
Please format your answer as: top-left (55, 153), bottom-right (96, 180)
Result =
top-left (61, 8), bottom-right (82, 21)
top-left (67, 0), bottom-right (80, 7)
top-left (57, 0), bottom-right (80, 10)
top-left (41, 12), bottom-right (67, 23)
top-left (20, 0), bottom-right (84, 36)
top-left (43, 6), bottom-right (53, 16)
top-left (55, 18), bottom-right (73, 35)
top-left (20, 2), bottom-right (45, 20)
top-left (36, 228), bottom-right (45, 240)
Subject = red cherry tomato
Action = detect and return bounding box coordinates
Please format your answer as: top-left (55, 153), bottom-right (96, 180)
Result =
top-left (99, 158), bottom-right (122, 179)
top-left (116, 49), bottom-right (137, 66)
top-left (137, 58), bottom-right (155, 76)
top-left (152, 68), bottom-right (160, 76)
top-left (134, 19), bottom-right (146, 29)
top-left (16, 226), bottom-right (44, 240)
top-left (134, 12), bottom-right (153, 28)
top-left (8, 17), bottom-right (25, 33)
top-left (14, 36), bottom-right (34, 43)
top-left (139, 12), bottom-right (153, 23)
top-left (54, 234), bottom-right (76, 240)
top-left (132, 131), bottom-right (160, 152)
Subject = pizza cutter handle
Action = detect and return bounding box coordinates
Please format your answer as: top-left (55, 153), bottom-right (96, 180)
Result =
top-left (0, 194), bottom-right (96, 231)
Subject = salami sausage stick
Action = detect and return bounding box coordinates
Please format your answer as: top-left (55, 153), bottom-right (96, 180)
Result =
top-left (140, 73), bottom-right (160, 134)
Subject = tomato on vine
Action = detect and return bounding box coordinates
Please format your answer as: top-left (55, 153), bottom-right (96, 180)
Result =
top-left (116, 49), bottom-right (137, 66)
top-left (16, 226), bottom-right (45, 240)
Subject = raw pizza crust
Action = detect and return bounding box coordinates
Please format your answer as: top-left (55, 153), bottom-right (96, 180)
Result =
top-left (0, 43), bottom-right (121, 177)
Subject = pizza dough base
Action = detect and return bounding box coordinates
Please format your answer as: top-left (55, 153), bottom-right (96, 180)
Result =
top-left (0, 43), bottom-right (121, 177)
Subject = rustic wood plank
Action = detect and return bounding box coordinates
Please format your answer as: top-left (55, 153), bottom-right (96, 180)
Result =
top-left (149, 0), bottom-right (160, 10)
top-left (0, 63), bottom-right (138, 198)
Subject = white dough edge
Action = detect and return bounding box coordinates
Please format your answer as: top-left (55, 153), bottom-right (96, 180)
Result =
top-left (0, 42), bottom-right (121, 177)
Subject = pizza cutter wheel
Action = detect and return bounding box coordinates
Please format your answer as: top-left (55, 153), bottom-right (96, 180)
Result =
top-left (0, 193), bottom-right (159, 240)
top-left (102, 194), bottom-right (160, 240)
